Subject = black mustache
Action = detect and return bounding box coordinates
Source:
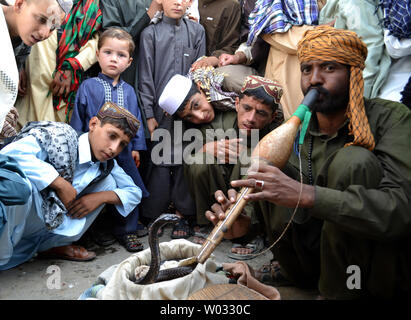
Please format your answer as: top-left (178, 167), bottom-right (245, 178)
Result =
top-left (307, 86), bottom-right (329, 96)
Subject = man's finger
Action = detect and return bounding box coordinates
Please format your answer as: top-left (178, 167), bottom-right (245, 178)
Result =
top-left (227, 189), bottom-right (237, 202)
top-left (214, 189), bottom-right (229, 204)
top-left (210, 203), bottom-right (226, 220)
top-left (231, 178), bottom-right (256, 189)
top-left (205, 210), bottom-right (218, 224)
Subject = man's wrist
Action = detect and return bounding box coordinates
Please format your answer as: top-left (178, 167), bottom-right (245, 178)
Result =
top-left (301, 184), bottom-right (315, 208)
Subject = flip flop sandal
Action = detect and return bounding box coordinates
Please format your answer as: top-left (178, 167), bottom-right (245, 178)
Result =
top-left (227, 235), bottom-right (265, 260)
top-left (254, 260), bottom-right (292, 287)
top-left (38, 245), bottom-right (96, 262)
top-left (119, 234), bottom-right (144, 252)
top-left (170, 218), bottom-right (192, 239)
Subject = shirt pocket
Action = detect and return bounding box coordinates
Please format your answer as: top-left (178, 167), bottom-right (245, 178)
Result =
top-left (182, 46), bottom-right (197, 65)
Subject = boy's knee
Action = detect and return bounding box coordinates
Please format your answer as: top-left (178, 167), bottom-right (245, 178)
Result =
top-left (327, 146), bottom-right (383, 189)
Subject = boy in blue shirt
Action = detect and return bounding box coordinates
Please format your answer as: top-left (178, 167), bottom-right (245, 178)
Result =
top-left (0, 102), bottom-right (142, 269)
top-left (70, 27), bottom-right (148, 252)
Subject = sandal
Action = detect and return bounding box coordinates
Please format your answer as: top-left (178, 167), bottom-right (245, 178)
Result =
top-left (227, 235), bottom-right (264, 260)
top-left (170, 218), bottom-right (192, 239)
top-left (135, 222), bottom-right (148, 237)
top-left (191, 225), bottom-right (212, 244)
top-left (91, 230), bottom-right (116, 247)
top-left (118, 233), bottom-right (144, 252)
top-left (254, 260), bottom-right (292, 287)
top-left (38, 245), bottom-right (96, 262)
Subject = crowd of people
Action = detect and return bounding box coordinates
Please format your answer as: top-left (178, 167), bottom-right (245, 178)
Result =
top-left (1, 0), bottom-right (410, 299)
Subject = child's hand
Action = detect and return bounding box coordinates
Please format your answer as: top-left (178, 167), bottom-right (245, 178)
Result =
top-left (191, 56), bottom-right (219, 71)
top-left (203, 138), bottom-right (244, 163)
top-left (67, 191), bottom-right (121, 219)
top-left (49, 176), bottom-right (77, 209)
top-left (66, 193), bottom-right (105, 219)
top-left (147, 117), bottom-right (158, 140)
top-left (132, 150), bottom-right (140, 168)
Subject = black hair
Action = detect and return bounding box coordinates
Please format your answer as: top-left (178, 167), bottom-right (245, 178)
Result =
top-left (239, 88), bottom-right (279, 112)
top-left (176, 81), bottom-right (201, 115)
top-left (97, 116), bottom-right (135, 140)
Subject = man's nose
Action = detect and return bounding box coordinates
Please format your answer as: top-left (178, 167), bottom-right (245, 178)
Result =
top-left (246, 110), bottom-right (257, 123)
top-left (309, 67), bottom-right (324, 86)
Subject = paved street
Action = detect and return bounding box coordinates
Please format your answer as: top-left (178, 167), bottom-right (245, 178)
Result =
top-left (0, 225), bottom-right (317, 300)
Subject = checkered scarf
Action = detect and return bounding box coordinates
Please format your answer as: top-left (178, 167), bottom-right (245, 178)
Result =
top-left (12, 121), bottom-right (79, 230)
top-left (53, 0), bottom-right (102, 120)
top-left (297, 25), bottom-right (375, 151)
top-left (247, 0), bottom-right (318, 47)
top-left (379, 0), bottom-right (411, 39)
top-left (188, 66), bottom-right (238, 111)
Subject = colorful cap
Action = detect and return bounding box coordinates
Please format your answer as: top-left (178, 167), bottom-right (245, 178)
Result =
top-left (97, 101), bottom-right (140, 137)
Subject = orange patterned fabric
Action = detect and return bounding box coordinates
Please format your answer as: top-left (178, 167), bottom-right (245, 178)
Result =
top-left (297, 25), bottom-right (375, 151)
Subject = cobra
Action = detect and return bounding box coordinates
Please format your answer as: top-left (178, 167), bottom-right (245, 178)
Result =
top-left (135, 213), bottom-right (197, 284)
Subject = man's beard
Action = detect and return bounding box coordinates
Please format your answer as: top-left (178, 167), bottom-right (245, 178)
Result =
top-left (305, 86), bottom-right (349, 115)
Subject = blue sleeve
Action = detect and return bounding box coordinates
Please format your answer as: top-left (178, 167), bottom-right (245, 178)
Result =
top-left (110, 159), bottom-right (142, 217)
top-left (0, 155), bottom-right (30, 205)
top-left (125, 85), bottom-right (147, 151)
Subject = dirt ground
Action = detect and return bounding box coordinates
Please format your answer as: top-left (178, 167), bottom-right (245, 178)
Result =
top-left (0, 225), bottom-right (318, 300)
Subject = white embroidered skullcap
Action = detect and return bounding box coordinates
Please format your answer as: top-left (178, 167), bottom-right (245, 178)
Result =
top-left (56, 0), bottom-right (73, 15)
top-left (159, 74), bottom-right (192, 115)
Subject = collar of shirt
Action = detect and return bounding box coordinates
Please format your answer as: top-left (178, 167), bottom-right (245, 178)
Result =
top-left (162, 14), bottom-right (182, 26)
top-left (78, 132), bottom-right (97, 165)
top-left (98, 72), bottom-right (124, 88)
top-left (309, 114), bottom-right (350, 141)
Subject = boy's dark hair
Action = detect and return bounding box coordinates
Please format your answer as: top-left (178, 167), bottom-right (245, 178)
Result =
top-left (176, 81), bottom-right (201, 115)
top-left (96, 116), bottom-right (135, 140)
top-left (239, 89), bottom-right (279, 113)
top-left (98, 27), bottom-right (135, 56)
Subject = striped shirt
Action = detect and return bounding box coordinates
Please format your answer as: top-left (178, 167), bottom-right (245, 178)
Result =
top-left (247, 0), bottom-right (319, 46)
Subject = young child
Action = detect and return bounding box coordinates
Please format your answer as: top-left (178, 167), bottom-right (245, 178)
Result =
top-left (0, 0), bottom-right (71, 139)
top-left (70, 27), bottom-right (148, 252)
top-left (137, 0), bottom-right (206, 239)
top-left (0, 102), bottom-right (142, 270)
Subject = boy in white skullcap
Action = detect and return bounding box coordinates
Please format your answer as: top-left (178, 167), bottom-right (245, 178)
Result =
top-left (138, 0), bottom-right (206, 238)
